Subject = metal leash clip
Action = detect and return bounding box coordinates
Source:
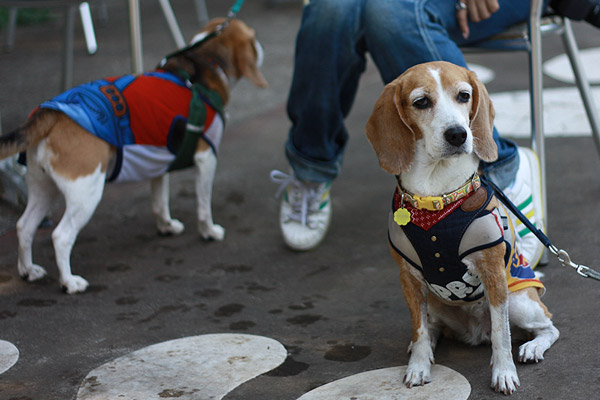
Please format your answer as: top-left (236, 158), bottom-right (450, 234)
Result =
top-left (548, 245), bottom-right (598, 279)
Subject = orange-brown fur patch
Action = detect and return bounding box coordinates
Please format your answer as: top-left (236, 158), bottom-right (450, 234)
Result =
top-left (472, 244), bottom-right (508, 307)
top-left (47, 114), bottom-right (112, 180)
top-left (391, 243), bottom-right (427, 343)
top-left (524, 286), bottom-right (553, 319)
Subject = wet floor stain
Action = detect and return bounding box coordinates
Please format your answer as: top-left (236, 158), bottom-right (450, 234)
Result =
top-left (214, 303), bottom-right (244, 317)
top-left (288, 302), bottom-right (314, 311)
top-left (115, 297), bottom-right (139, 306)
top-left (0, 310), bottom-right (17, 320)
top-left (138, 305), bottom-right (190, 323)
top-left (286, 314), bottom-right (323, 327)
top-left (17, 298), bottom-right (57, 307)
top-left (210, 264), bottom-right (253, 274)
top-left (106, 263), bottom-right (131, 273)
top-left (324, 344), bottom-right (371, 362)
top-left (195, 288), bottom-right (222, 298)
top-left (229, 321), bottom-right (256, 330)
top-left (266, 356), bottom-right (309, 377)
top-left (156, 275), bottom-right (181, 283)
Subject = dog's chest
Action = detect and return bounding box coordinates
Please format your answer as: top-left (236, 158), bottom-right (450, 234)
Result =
top-left (388, 185), bottom-right (504, 302)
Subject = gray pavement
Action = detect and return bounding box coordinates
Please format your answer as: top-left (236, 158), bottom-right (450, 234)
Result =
top-left (1, 1), bottom-right (600, 399)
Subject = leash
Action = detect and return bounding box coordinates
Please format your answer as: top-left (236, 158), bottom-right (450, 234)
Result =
top-left (481, 175), bottom-right (600, 281)
top-left (159, 0), bottom-right (245, 67)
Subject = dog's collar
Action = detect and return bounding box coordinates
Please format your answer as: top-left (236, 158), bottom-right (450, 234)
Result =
top-left (396, 173), bottom-right (481, 211)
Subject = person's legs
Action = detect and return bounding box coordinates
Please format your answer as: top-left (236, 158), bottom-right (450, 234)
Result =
top-left (285, 0), bottom-right (367, 183)
top-left (273, 0), bottom-right (368, 251)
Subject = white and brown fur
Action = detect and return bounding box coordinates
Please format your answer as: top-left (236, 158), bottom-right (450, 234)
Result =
top-left (366, 61), bottom-right (558, 394)
top-left (0, 18), bottom-right (267, 294)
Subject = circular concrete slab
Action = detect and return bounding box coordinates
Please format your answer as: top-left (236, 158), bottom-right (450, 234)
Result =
top-left (77, 334), bottom-right (287, 400)
top-left (467, 63), bottom-right (495, 84)
top-left (544, 47), bottom-right (600, 84)
top-left (491, 86), bottom-right (600, 137)
top-left (296, 365), bottom-right (470, 400)
top-left (0, 340), bottom-right (19, 375)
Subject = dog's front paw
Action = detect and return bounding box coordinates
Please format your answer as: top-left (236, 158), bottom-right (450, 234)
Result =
top-left (19, 263), bottom-right (47, 282)
top-left (518, 341), bottom-right (545, 363)
top-left (198, 221), bottom-right (225, 241)
top-left (61, 275), bottom-right (89, 294)
top-left (157, 218), bottom-right (185, 236)
top-left (491, 365), bottom-right (520, 395)
top-left (404, 363), bottom-right (432, 388)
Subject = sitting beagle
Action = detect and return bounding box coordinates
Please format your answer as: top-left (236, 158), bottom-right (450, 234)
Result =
top-left (0, 18), bottom-right (267, 294)
top-left (366, 61), bottom-right (559, 394)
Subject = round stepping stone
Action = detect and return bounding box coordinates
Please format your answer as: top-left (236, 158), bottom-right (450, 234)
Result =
top-left (296, 365), bottom-right (470, 400)
top-left (467, 63), bottom-right (495, 84)
top-left (77, 333), bottom-right (287, 400)
top-left (544, 47), bottom-right (600, 84)
top-left (0, 340), bottom-right (19, 375)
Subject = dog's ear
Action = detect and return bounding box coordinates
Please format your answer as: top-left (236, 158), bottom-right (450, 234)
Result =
top-left (233, 25), bottom-right (268, 88)
top-left (468, 70), bottom-right (497, 162)
top-left (365, 80), bottom-right (416, 175)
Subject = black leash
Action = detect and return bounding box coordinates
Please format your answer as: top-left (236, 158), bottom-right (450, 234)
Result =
top-left (482, 175), bottom-right (600, 281)
top-left (159, 0), bottom-right (245, 68)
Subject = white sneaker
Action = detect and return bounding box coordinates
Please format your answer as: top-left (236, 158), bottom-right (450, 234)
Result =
top-left (270, 170), bottom-right (332, 251)
top-left (503, 147), bottom-right (545, 268)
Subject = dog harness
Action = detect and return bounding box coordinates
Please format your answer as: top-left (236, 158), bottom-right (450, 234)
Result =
top-left (388, 178), bottom-right (544, 303)
top-left (39, 70), bottom-right (225, 183)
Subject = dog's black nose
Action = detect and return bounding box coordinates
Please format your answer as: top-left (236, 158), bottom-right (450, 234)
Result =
top-left (444, 126), bottom-right (467, 147)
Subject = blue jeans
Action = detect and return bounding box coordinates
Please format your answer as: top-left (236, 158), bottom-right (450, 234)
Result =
top-left (285, 0), bottom-right (543, 189)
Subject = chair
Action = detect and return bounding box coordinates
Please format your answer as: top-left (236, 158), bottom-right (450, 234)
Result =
top-left (1, 0), bottom-right (97, 91)
top-left (463, 0), bottom-right (600, 258)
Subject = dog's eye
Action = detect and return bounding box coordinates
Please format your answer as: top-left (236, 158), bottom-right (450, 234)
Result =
top-left (457, 91), bottom-right (471, 103)
top-left (413, 97), bottom-right (431, 109)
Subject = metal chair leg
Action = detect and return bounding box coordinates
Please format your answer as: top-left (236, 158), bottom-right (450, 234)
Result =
top-left (4, 7), bottom-right (18, 52)
top-left (561, 19), bottom-right (600, 155)
top-left (194, 0), bottom-right (209, 27)
top-left (158, 0), bottom-right (186, 49)
top-left (62, 4), bottom-right (76, 91)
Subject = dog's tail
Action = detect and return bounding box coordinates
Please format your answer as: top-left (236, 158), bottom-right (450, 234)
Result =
top-left (0, 108), bottom-right (59, 160)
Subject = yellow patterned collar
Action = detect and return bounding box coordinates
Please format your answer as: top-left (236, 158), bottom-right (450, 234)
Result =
top-left (396, 173), bottom-right (481, 211)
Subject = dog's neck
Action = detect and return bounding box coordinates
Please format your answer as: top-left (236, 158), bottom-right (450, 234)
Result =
top-left (400, 144), bottom-right (480, 197)
top-left (161, 51), bottom-right (231, 104)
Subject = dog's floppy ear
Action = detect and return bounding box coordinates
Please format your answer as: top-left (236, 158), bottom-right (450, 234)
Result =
top-left (468, 70), bottom-right (497, 162)
top-left (365, 80), bottom-right (416, 175)
top-left (234, 25), bottom-right (268, 88)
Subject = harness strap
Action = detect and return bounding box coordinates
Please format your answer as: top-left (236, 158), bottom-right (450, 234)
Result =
top-left (482, 175), bottom-right (600, 281)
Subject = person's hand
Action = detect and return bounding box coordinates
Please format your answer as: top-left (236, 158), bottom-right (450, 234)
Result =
top-left (456, 0), bottom-right (500, 39)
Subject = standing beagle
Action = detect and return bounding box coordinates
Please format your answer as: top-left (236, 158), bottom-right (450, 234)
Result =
top-left (366, 61), bottom-right (558, 394)
top-left (0, 18), bottom-right (267, 294)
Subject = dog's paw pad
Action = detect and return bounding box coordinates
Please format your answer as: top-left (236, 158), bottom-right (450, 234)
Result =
top-left (491, 369), bottom-right (520, 395)
top-left (199, 223), bottom-right (225, 241)
top-left (61, 275), bottom-right (89, 294)
top-left (157, 219), bottom-right (185, 235)
top-left (403, 366), bottom-right (431, 388)
top-left (518, 342), bottom-right (545, 363)
top-left (20, 264), bottom-right (47, 282)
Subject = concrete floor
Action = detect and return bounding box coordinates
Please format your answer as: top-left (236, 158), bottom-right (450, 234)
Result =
top-left (1, 1), bottom-right (599, 399)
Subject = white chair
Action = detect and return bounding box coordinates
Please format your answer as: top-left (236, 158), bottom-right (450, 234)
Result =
top-left (1, 0), bottom-right (97, 91)
top-left (463, 0), bottom-right (600, 255)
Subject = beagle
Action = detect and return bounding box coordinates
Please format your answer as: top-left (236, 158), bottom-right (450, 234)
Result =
top-left (366, 61), bottom-right (559, 394)
top-left (0, 18), bottom-right (267, 294)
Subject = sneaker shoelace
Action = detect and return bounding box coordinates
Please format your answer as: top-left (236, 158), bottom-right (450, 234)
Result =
top-left (270, 170), bottom-right (325, 227)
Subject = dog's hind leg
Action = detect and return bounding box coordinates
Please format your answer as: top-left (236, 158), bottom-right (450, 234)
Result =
top-left (17, 158), bottom-right (58, 282)
top-left (194, 148), bottom-right (224, 241)
top-left (51, 164), bottom-right (106, 293)
top-left (151, 173), bottom-right (184, 235)
top-left (509, 287), bottom-right (559, 363)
